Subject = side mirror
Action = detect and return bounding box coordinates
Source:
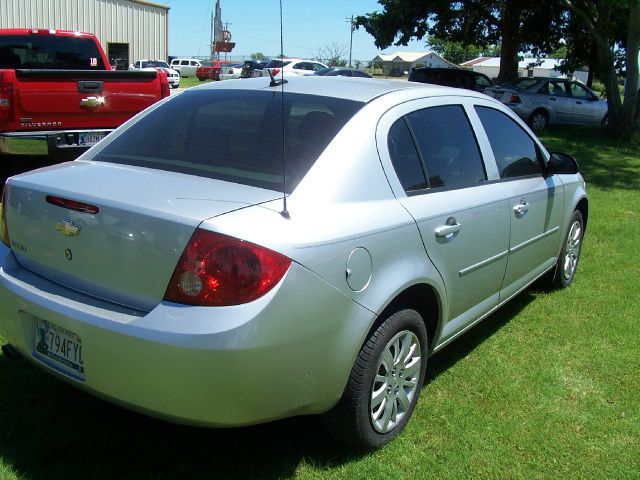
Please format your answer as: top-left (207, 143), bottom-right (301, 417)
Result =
top-left (547, 152), bottom-right (579, 175)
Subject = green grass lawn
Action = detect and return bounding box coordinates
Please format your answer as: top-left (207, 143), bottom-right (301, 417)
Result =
top-left (179, 76), bottom-right (211, 88)
top-left (0, 126), bottom-right (638, 479)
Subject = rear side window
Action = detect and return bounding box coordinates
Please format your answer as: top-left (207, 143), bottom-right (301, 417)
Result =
top-left (92, 90), bottom-right (364, 193)
top-left (475, 106), bottom-right (543, 178)
top-left (388, 119), bottom-right (428, 192)
top-left (0, 35), bottom-right (105, 69)
top-left (406, 105), bottom-right (486, 189)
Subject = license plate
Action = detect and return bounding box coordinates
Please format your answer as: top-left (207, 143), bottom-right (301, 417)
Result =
top-left (34, 317), bottom-right (85, 380)
top-left (78, 132), bottom-right (106, 147)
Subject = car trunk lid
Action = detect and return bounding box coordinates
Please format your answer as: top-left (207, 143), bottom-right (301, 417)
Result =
top-left (4, 161), bottom-right (279, 311)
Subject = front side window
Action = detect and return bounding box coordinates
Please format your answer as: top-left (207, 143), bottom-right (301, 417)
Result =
top-left (475, 106), bottom-right (543, 178)
top-left (406, 105), bottom-right (486, 189)
top-left (569, 83), bottom-right (594, 99)
top-left (91, 90), bottom-right (364, 193)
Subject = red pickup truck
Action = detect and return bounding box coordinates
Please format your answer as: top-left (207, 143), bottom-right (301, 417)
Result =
top-left (0, 28), bottom-right (170, 182)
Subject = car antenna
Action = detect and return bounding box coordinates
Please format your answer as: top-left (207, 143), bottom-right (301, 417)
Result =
top-left (276, 0), bottom-right (290, 219)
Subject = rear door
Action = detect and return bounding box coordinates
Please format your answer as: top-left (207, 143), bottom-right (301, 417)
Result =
top-left (377, 96), bottom-right (511, 340)
top-left (539, 80), bottom-right (574, 123)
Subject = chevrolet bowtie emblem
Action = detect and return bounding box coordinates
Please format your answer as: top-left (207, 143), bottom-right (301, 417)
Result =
top-left (55, 220), bottom-right (81, 237)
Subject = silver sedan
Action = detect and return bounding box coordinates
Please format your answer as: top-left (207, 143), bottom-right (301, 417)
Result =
top-left (486, 76), bottom-right (608, 130)
top-left (0, 77), bottom-right (587, 450)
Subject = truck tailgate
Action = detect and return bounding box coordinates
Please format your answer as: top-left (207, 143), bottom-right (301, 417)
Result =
top-left (11, 69), bottom-right (164, 130)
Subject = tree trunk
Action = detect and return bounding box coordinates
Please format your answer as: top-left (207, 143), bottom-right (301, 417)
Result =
top-left (621, 1), bottom-right (640, 134)
top-left (497, 0), bottom-right (521, 83)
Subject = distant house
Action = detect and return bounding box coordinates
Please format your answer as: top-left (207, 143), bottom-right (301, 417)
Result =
top-left (371, 51), bottom-right (457, 75)
top-left (460, 57), bottom-right (589, 83)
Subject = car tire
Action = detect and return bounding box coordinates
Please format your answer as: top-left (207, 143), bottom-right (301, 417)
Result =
top-left (547, 210), bottom-right (584, 289)
top-left (601, 114), bottom-right (610, 128)
top-left (325, 308), bottom-right (428, 450)
top-left (529, 110), bottom-right (548, 131)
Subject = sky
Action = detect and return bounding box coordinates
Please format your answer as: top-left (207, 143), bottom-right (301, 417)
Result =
top-left (164, 0), bottom-right (427, 61)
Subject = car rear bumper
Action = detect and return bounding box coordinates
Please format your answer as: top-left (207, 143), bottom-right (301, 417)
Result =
top-left (0, 251), bottom-right (373, 427)
top-left (0, 129), bottom-right (113, 158)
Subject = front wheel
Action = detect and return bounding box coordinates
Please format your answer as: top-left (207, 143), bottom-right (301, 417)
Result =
top-left (325, 308), bottom-right (428, 450)
top-left (550, 210), bottom-right (584, 288)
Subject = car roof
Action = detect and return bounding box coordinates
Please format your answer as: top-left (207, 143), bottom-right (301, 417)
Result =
top-left (190, 75), bottom-right (489, 104)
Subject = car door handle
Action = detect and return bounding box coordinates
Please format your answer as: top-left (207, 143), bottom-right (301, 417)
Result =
top-left (548, 97), bottom-right (557, 101)
top-left (576, 101), bottom-right (583, 104)
top-left (435, 219), bottom-right (462, 239)
top-left (513, 201), bottom-right (530, 217)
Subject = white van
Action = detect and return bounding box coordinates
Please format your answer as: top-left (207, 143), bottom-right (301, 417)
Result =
top-left (170, 58), bottom-right (202, 77)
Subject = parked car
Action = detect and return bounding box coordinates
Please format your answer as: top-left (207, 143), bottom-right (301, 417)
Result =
top-left (0, 77), bottom-right (587, 451)
top-left (218, 63), bottom-right (243, 81)
top-left (314, 67), bottom-right (372, 78)
top-left (485, 77), bottom-right (608, 130)
top-left (409, 67), bottom-right (494, 93)
top-left (262, 58), bottom-right (328, 78)
top-left (169, 58), bottom-right (202, 77)
top-left (241, 59), bottom-right (270, 78)
top-left (0, 28), bottom-right (170, 186)
top-left (130, 59), bottom-right (180, 88)
top-left (195, 60), bottom-right (233, 81)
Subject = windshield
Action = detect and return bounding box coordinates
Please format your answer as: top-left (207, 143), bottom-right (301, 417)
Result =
top-left (0, 35), bottom-right (105, 69)
top-left (266, 60), bottom-right (291, 68)
top-left (91, 90), bottom-right (364, 193)
top-left (142, 61), bottom-right (169, 68)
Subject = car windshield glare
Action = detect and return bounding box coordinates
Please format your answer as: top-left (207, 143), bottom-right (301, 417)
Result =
top-left (91, 89), bottom-right (364, 193)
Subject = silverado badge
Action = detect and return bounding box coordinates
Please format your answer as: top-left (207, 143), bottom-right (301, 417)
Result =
top-left (55, 220), bottom-right (81, 237)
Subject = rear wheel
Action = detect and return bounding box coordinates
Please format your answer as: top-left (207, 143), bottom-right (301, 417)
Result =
top-left (326, 308), bottom-right (428, 450)
top-left (529, 109), bottom-right (548, 131)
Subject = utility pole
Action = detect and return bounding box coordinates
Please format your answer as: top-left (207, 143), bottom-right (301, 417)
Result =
top-left (210, 11), bottom-right (214, 59)
top-left (346, 15), bottom-right (354, 67)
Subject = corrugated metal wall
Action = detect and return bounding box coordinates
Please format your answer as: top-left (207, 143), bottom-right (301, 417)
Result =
top-left (0, 0), bottom-right (168, 62)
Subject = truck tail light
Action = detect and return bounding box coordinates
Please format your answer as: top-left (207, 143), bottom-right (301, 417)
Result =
top-left (164, 230), bottom-right (291, 306)
top-left (158, 71), bottom-right (170, 98)
top-left (0, 83), bottom-right (14, 122)
top-left (1, 184), bottom-right (9, 246)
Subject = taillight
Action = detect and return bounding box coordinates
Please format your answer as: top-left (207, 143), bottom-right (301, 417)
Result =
top-left (159, 70), bottom-right (170, 98)
top-left (164, 229), bottom-right (291, 306)
top-left (509, 94), bottom-right (522, 104)
top-left (272, 68), bottom-right (280, 77)
top-left (1, 184), bottom-right (9, 246)
top-left (0, 83), bottom-right (14, 122)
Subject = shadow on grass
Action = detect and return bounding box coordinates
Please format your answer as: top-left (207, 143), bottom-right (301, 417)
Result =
top-left (0, 290), bottom-right (540, 480)
top-left (539, 126), bottom-right (640, 191)
top-left (425, 288), bottom-right (538, 384)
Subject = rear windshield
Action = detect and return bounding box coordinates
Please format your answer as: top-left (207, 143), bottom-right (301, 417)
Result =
top-left (142, 60), bottom-right (169, 69)
top-left (91, 89), bottom-right (364, 193)
top-left (0, 34), bottom-right (105, 69)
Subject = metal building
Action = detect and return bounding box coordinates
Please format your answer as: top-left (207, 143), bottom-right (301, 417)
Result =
top-left (0, 0), bottom-right (169, 69)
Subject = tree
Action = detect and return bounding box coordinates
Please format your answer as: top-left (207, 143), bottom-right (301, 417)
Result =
top-left (250, 52), bottom-right (265, 60)
top-left (427, 37), bottom-right (483, 64)
top-left (356, 0), bottom-right (565, 83)
top-left (562, 0), bottom-right (639, 137)
top-left (427, 37), bottom-right (502, 64)
top-left (312, 42), bottom-right (348, 66)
